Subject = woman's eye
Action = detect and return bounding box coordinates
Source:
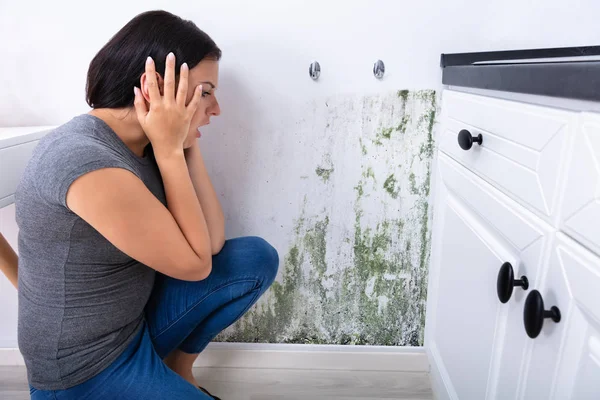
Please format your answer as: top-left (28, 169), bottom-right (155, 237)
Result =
top-left (202, 92), bottom-right (211, 97)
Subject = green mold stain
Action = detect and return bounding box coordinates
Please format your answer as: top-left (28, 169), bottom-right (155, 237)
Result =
top-left (397, 90), bottom-right (409, 101)
top-left (217, 243), bottom-right (305, 343)
top-left (419, 108), bottom-right (436, 160)
top-left (374, 89), bottom-right (410, 145)
top-left (374, 124), bottom-right (402, 145)
top-left (409, 172), bottom-right (419, 195)
top-left (397, 115), bottom-right (410, 134)
top-left (304, 216), bottom-right (329, 280)
top-left (354, 181), bottom-right (364, 197)
top-left (348, 153), bottom-right (426, 345)
top-left (363, 167), bottom-right (377, 190)
top-left (414, 89), bottom-right (436, 104)
top-left (415, 89), bottom-right (437, 344)
top-left (215, 89), bottom-right (438, 346)
top-left (383, 174), bottom-right (399, 199)
top-left (359, 138), bottom-right (368, 155)
top-left (315, 166), bottom-right (334, 182)
top-left (381, 126), bottom-right (394, 139)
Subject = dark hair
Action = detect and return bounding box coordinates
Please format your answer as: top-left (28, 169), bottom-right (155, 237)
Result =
top-left (86, 10), bottom-right (221, 109)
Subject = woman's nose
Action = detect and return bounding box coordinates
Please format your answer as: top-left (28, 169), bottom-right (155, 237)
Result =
top-left (210, 99), bottom-right (221, 117)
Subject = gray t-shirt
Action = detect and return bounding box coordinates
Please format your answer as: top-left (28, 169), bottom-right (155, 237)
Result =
top-left (15, 114), bottom-right (165, 390)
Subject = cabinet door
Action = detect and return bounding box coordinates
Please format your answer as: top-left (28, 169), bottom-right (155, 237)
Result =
top-left (560, 112), bottom-right (600, 256)
top-left (440, 90), bottom-right (574, 222)
top-left (520, 234), bottom-right (600, 400)
top-left (426, 153), bottom-right (549, 400)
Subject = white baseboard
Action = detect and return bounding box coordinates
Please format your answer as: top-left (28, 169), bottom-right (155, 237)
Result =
top-left (1, 344), bottom-right (429, 372)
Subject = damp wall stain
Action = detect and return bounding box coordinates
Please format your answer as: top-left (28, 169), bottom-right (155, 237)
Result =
top-left (215, 89), bottom-right (438, 346)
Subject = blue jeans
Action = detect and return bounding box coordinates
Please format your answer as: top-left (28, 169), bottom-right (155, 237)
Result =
top-left (30, 236), bottom-right (279, 399)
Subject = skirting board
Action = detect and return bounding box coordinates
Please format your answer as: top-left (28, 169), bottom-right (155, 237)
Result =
top-left (0, 343), bottom-right (429, 372)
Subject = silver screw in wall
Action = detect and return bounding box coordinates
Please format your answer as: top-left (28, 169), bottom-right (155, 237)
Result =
top-left (309, 61), bottom-right (321, 81)
top-left (373, 60), bottom-right (385, 79)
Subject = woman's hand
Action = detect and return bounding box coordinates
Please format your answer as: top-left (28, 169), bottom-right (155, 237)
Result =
top-left (0, 233), bottom-right (18, 289)
top-left (133, 52), bottom-right (203, 159)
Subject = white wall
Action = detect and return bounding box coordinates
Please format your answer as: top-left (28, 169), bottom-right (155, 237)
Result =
top-left (3, 0), bottom-right (600, 127)
top-left (2, 0), bottom-right (600, 348)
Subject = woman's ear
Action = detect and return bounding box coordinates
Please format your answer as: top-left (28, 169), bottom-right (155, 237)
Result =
top-left (139, 72), bottom-right (165, 102)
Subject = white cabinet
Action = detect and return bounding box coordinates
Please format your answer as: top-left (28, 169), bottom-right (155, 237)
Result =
top-left (521, 233), bottom-right (600, 400)
top-left (560, 112), bottom-right (600, 256)
top-left (426, 89), bottom-right (600, 400)
top-left (427, 153), bottom-right (550, 400)
top-left (439, 91), bottom-right (574, 223)
top-left (0, 127), bottom-right (54, 207)
top-left (0, 141), bottom-right (39, 207)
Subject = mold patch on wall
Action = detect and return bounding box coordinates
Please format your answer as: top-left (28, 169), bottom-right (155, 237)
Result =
top-left (215, 90), bottom-right (438, 346)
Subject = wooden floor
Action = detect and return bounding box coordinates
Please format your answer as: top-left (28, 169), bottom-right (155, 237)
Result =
top-left (0, 366), bottom-right (433, 399)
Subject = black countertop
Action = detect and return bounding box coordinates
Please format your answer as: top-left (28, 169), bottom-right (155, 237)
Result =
top-left (440, 46), bottom-right (600, 102)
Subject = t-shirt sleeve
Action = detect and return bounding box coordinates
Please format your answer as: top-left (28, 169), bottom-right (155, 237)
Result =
top-left (35, 137), bottom-right (138, 209)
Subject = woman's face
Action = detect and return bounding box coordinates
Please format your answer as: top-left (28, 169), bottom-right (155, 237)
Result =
top-left (182, 59), bottom-right (221, 148)
top-left (144, 58), bottom-right (221, 149)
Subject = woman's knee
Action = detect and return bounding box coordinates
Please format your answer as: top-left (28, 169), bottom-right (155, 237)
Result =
top-left (224, 236), bottom-right (279, 285)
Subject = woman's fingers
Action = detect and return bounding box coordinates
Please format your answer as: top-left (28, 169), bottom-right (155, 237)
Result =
top-left (186, 85), bottom-right (203, 118)
top-left (145, 57), bottom-right (161, 104)
top-left (176, 62), bottom-right (189, 107)
top-left (133, 86), bottom-right (147, 124)
top-left (163, 52), bottom-right (176, 102)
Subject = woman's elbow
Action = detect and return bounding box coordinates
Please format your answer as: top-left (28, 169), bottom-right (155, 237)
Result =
top-left (211, 235), bottom-right (226, 255)
top-left (182, 258), bottom-right (212, 281)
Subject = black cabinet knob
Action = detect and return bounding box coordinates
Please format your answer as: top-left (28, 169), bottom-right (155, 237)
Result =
top-left (524, 290), bottom-right (561, 339)
top-left (458, 129), bottom-right (483, 150)
top-left (497, 262), bottom-right (529, 303)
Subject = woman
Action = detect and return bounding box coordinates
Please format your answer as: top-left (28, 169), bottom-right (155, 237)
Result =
top-left (0, 234), bottom-right (18, 288)
top-left (10, 10), bottom-right (279, 399)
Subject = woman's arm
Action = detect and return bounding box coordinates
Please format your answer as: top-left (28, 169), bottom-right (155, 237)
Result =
top-left (0, 234), bottom-right (18, 288)
top-left (184, 143), bottom-right (226, 254)
top-left (67, 162), bottom-right (213, 282)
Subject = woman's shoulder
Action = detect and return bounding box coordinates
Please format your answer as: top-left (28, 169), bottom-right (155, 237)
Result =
top-left (37, 114), bottom-right (108, 152)
top-left (33, 113), bottom-right (137, 171)
top-left (17, 114), bottom-right (138, 209)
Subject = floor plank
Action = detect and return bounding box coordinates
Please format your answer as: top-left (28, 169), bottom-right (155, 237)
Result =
top-left (0, 366), bottom-right (433, 399)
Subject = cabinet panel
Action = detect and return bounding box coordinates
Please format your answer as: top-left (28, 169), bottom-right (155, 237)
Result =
top-left (0, 140), bottom-right (39, 207)
top-left (433, 198), bottom-right (500, 400)
top-left (426, 154), bottom-right (549, 400)
top-left (440, 90), bottom-right (574, 220)
top-left (0, 127), bottom-right (53, 208)
top-left (520, 234), bottom-right (600, 400)
top-left (560, 112), bottom-right (600, 256)
top-left (491, 235), bottom-right (546, 400)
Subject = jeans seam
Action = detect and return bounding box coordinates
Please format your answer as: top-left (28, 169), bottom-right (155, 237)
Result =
top-left (150, 279), bottom-right (260, 340)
